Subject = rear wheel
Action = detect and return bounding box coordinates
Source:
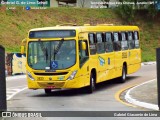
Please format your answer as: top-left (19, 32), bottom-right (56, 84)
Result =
top-left (86, 73), bottom-right (96, 93)
top-left (44, 89), bottom-right (52, 94)
top-left (119, 65), bottom-right (127, 83)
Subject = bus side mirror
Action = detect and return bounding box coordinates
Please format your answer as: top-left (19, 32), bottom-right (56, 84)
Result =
top-left (21, 46), bottom-right (25, 54)
top-left (82, 42), bottom-right (86, 50)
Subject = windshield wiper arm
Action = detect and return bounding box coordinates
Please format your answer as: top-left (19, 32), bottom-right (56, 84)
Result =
top-left (54, 38), bottom-right (64, 60)
top-left (38, 39), bottom-right (48, 63)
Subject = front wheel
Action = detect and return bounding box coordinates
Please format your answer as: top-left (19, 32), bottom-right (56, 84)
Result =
top-left (44, 89), bottom-right (52, 94)
top-left (86, 73), bottom-right (96, 93)
top-left (119, 65), bottom-right (127, 83)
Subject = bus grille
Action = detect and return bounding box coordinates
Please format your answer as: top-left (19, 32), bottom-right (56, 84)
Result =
top-left (34, 72), bottom-right (68, 76)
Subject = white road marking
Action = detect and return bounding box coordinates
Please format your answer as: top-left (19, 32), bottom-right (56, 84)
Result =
top-left (7, 86), bottom-right (27, 100)
top-left (125, 79), bottom-right (159, 110)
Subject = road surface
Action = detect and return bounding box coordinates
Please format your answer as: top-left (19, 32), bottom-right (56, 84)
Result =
top-left (3, 64), bottom-right (158, 120)
top-left (6, 64), bottom-right (156, 111)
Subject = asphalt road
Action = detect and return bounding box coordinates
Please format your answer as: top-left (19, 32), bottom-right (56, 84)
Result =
top-left (3, 64), bottom-right (159, 119)
top-left (6, 64), bottom-right (156, 111)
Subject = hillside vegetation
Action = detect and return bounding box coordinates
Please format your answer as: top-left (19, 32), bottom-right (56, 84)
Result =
top-left (0, 7), bottom-right (160, 61)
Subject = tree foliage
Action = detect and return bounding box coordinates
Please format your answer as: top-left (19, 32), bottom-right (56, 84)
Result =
top-left (116, 0), bottom-right (158, 22)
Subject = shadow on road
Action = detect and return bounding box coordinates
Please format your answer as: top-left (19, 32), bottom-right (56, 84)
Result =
top-left (31, 76), bottom-right (140, 97)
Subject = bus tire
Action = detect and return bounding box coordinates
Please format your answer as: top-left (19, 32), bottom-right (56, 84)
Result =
top-left (44, 89), bottom-right (51, 94)
top-left (119, 65), bottom-right (127, 83)
top-left (86, 73), bottom-right (96, 93)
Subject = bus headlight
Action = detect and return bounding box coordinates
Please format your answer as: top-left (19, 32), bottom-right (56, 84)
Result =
top-left (67, 70), bottom-right (77, 80)
top-left (27, 71), bottom-right (34, 81)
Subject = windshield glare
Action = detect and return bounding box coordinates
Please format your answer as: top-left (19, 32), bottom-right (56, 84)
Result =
top-left (28, 40), bottom-right (76, 70)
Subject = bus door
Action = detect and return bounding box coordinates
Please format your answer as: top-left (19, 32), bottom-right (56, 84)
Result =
top-left (79, 40), bottom-right (90, 86)
top-left (88, 33), bottom-right (98, 82)
top-left (113, 32), bottom-right (122, 78)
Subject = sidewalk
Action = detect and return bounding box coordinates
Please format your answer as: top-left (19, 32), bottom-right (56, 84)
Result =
top-left (124, 79), bottom-right (159, 110)
top-left (124, 61), bottom-right (158, 110)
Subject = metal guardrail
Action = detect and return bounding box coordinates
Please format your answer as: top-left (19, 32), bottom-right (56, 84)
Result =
top-left (0, 45), bottom-right (7, 111)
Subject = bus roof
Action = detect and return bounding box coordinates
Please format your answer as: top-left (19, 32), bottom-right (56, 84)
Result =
top-left (29, 25), bottom-right (139, 32)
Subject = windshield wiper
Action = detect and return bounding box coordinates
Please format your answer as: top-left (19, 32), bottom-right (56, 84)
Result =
top-left (38, 39), bottom-right (48, 63)
top-left (53, 38), bottom-right (64, 60)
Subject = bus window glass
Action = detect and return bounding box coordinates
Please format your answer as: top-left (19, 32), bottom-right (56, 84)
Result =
top-left (96, 33), bottom-right (103, 43)
top-left (113, 33), bottom-right (119, 42)
top-left (134, 31), bottom-right (138, 40)
top-left (89, 33), bottom-right (96, 55)
top-left (128, 32), bottom-right (133, 40)
top-left (28, 40), bottom-right (76, 70)
top-left (106, 33), bottom-right (112, 42)
top-left (113, 32), bottom-right (121, 51)
top-left (134, 31), bottom-right (139, 48)
top-left (96, 33), bottom-right (105, 53)
top-left (89, 33), bottom-right (95, 44)
top-left (121, 32), bottom-right (128, 50)
top-left (105, 33), bottom-right (113, 52)
top-left (128, 32), bottom-right (135, 49)
top-left (121, 32), bottom-right (126, 41)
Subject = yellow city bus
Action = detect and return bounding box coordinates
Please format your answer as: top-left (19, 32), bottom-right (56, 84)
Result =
top-left (21, 24), bottom-right (141, 94)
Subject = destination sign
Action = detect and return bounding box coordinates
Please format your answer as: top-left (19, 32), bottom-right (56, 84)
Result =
top-left (29, 30), bottom-right (76, 38)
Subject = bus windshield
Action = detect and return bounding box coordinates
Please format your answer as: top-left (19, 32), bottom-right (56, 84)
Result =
top-left (28, 40), bottom-right (76, 70)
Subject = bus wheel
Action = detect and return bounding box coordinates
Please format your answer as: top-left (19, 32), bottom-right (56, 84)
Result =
top-left (44, 89), bottom-right (52, 94)
top-left (87, 73), bottom-right (96, 93)
top-left (120, 65), bottom-right (126, 83)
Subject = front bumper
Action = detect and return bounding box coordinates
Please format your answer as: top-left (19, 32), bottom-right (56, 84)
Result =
top-left (27, 77), bottom-right (86, 89)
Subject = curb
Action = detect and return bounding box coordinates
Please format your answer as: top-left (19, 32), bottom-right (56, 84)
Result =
top-left (141, 61), bottom-right (156, 66)
top-left (124, 79), bottom-right (159, 111)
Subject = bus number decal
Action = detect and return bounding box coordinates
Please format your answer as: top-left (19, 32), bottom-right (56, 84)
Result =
top-left (98, 56), bottom-right (105, 66)
top-left (37, 77), bottom-right (44, 81)
top-left (58, 76), bottom-right (65, 80)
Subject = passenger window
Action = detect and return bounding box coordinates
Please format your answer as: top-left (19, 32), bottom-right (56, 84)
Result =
top-left (113, 32), bottom-right (121, 51)
top-left (114, 33), bottom-right (119, 42)
top-left (96, 33), bottom-right (103, 43)
top-left (96, 33), bottom-right (105, 54)
top-left (128, 32), bottom-right (135, 49)
top-left (88, 33), bottom-right (96, 55)
top-left (89, 33), bottom-right (95, 44)
top-left (106, 33), bottom-right (112, 42)
top-left (128, 32), bottom-right (133, 40)
top-left (121, 32), bottom-right (128, 50)
top-left (134, 31), bottom-right (139, 40)
top-left (134, 31), bottom-right (140, 48)
top-left (105, 32), bottom-right (113, 52)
